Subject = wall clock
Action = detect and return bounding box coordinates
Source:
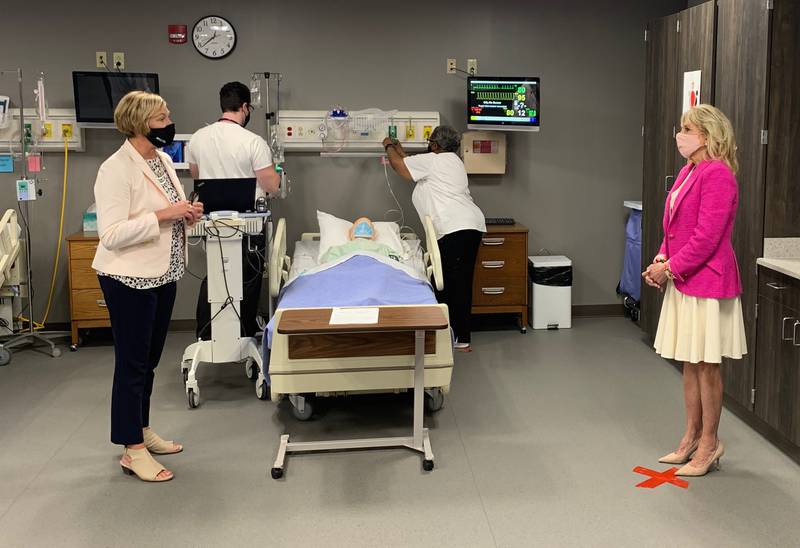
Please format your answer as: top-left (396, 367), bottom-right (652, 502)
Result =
top-left (192, 15), bottom-right (236, 59)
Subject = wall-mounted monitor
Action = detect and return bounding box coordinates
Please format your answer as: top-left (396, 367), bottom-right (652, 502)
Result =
top-left (72, 71), bottom-right (159, 127)
top-left (467, 76), bottom-right (540, 132)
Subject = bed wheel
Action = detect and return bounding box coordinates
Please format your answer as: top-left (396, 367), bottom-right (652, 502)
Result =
top-left (187, 388), bottom-right (199, 409)
top-left (256, 379), bottom-right (271, 401)
top-left (271, 467), bottom-right (283, 480)
top-left (245, 358), bottom-right (259, 381)
top-left (423, 459), bottom-right (434, 472)
top-left (425, 388), bottom-right (445, 412)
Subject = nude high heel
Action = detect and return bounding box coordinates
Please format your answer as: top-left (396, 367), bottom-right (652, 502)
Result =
top-left (120, 447), bottom-right (173, 482)
top-left (659, 438), bottom-right (700, 464)
top-left (143, 428), bottom-right (183, 455)
top-left (676, 440), bottom-right (725, 477)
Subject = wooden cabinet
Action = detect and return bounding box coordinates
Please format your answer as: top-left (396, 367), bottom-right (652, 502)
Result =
top-left (471, 223), bottom-right (528, 329)
top-left (755, 266), bottom-right (800, 446)
top-left (67, 232), bottom-right (110, 346)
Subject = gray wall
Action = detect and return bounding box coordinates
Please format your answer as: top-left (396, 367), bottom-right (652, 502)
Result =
top-left (0, 0), bottom-right (686, 323)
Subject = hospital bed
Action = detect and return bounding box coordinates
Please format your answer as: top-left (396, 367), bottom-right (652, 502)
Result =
top-left (256, 216), bottom-right (454, 420)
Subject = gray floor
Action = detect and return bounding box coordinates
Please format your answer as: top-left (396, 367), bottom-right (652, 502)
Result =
top-left (0, 318), bottom-right (798, 548)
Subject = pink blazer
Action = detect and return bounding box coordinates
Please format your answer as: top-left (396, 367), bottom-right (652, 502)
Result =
top-left (658, 159), bottom-right (742, 299)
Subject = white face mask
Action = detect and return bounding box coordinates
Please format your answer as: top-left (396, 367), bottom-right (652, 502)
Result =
top-left (675, 132), bottom-right (705, 159)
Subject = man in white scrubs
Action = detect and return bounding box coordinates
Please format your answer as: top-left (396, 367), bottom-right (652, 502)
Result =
top-left (186, 81), bottom-right (280, 339)
top-left (383, 126), bottom-right (486, 351)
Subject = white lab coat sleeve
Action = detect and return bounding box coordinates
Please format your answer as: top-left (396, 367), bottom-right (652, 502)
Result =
top-left (94, 163), bottom-right (161, 251)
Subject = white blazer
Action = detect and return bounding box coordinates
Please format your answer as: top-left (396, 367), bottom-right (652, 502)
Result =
top-left (92, 139), bottom-right (188, 278)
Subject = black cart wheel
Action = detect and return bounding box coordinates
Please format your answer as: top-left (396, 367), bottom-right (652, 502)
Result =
top-left (256, 379), bottom-right (271, 401)
top-left (187, 388), bottom-right (199, 409)
top-left (291, 396), bottom-right (314, 421)
top-left (0, 346), bottom-right (10, 367)
top-left (423, 459), bottom-right (434, 471)
top-left (271, 467), bottom-right (283, 479)
top-left (182, 369), bottom-right (189, 385)
top-left (245, 358), bottom-right (259, 381)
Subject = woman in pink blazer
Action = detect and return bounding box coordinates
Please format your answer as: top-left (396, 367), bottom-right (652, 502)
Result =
top-left (643, 105), bottom-right (746, 477)
top-left (93, 91), bottom-right (203, 482)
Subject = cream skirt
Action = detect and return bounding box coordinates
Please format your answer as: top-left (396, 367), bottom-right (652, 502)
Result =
top-left (654, 281), bottom-right (747, 364)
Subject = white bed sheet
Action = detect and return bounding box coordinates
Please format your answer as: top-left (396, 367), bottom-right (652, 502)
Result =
top-left (288, 239), bottom-right (425, 282)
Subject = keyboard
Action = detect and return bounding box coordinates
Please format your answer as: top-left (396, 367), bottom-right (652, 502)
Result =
top-left (485, 217), bottom-right (515, 225)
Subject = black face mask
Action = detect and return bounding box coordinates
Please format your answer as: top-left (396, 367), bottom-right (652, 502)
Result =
top-left (242, 112), bottom-right (251, 128)
top-left (427, 144), bottom-right (434, 153)
top-left (147, 123), bottom-right (176, 148)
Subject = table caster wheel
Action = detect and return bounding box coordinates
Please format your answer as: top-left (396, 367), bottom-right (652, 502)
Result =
top-left (187, 388), bottom-right (199, 409)
top-left (291, 396), bottom-right (314, 421)
top-left (423, 459), bottom-right (434, 472)
top-left (425, 389), bottom-right (445, 412)
top-left (256, 379), bottom-right (271, 401)
top-left (271, 467), bottom-right (283, 480)
top-left (51, 347), bottom-right (62, 358)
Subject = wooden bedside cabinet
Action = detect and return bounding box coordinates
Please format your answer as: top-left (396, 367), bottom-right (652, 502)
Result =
top-left (471, 223), bottom-right (529, 332)
top-left (66, 232), bottom-right (110, 347)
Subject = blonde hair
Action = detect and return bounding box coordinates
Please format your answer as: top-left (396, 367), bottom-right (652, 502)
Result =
top-left (681, 104), bottom-right (738, 173)
top-left (114, 91), bottom-right (167, 137)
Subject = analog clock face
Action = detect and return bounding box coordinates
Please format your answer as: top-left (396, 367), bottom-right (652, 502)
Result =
top-left (192, 16), bottom-right (236, 59)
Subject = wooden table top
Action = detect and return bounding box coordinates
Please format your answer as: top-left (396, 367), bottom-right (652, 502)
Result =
top-left (485, 223), bottom-right (528, 234)
top-left (67, 231), bottom-right (99, 242)
top-left (277, 306), bottom-right (449, 335)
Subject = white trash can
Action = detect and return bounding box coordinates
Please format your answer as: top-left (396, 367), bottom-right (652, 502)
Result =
top-left (528, 255), bottom-right (572, 330)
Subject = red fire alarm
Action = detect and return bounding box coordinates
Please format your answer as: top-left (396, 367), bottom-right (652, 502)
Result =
top-left (168, 25), bottom-right (188, 44)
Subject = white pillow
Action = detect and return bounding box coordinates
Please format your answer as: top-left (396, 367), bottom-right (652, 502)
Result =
top-left (316, 210), bottom-right (405, 262)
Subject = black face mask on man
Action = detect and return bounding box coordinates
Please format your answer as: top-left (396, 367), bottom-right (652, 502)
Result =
top-left (242, 112), bottom-right (251, 128)
top-left (147, 123), bottom-right (176, 148)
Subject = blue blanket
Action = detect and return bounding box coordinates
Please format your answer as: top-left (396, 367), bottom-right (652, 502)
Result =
top-left (262, 255), bottom-right (438, 379)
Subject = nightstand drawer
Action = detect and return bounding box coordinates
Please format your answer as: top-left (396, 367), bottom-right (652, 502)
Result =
top-left (72, 289), bottom-right (110, 320)
top-left (473, 277), bottom-right (527, 306)
top-left (475, 255), bottom-right (527, 279)
top-left (70, 260), bottom-right (100, 290)
top-left (69, 241), bottom-right (99, 260)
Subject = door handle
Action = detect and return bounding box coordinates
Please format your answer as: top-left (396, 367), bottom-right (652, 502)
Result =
top-left (794, 321), bottom-right (800, 347)
top-left (782, 317), bottom-right (796, 341)
top-left (482, 287), bottom-right (506, 295)
top-left (767, 282), bottom-right (787, 290)
top-left (96, 299), bottom-right (107, 308)
top-left (664, 175), bottom-right (674, 192)
top-left (482, 238), bottom-right (505, 246)
top-left (481, 260), bottom-right (505, 269)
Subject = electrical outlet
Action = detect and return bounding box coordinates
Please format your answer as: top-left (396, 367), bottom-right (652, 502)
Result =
top-left (447, 58), bottom-right (456, 74)
top-left (61, 123), bottom-right (73, 139)
top-left (467, 58), bottom-right (478, 75)
top-left (96, 51), bottom-right (108, 69)
top-left (42, 122), bottom-right (53, 138)
top-left (113, 52), bottom-right (125, 70)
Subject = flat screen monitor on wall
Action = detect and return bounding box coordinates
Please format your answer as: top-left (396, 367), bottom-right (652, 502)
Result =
top-left (467, 76), bottom-right (540, 132)
top-left (72, 72), bottom-right (159, 126)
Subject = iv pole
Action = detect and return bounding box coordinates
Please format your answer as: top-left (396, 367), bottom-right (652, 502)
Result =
top-left (0, 68), bottom-right (68, 360)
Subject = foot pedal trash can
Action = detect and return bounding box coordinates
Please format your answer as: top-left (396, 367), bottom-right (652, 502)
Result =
top-left (528, 255), bottom-right (572, 330)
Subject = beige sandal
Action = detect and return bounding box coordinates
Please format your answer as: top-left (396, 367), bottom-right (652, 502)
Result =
top-left (120, 447), bottom-right (173, 482)
top-left (144, 428), bottom-right (183, 455)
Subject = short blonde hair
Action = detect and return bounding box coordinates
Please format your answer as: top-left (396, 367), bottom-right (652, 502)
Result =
top-left (114, 91), bottom-right (167, 137)
top-left (681, 104), bottom-right (738, 173)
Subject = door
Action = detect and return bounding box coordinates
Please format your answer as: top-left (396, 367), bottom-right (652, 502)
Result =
top-left (641, 14), bottom-right (679, 341)
top-left (715, 0), bottom-right (772, 408)
top-left (765, 0), bottom-right (800, 238)
top-left (755, 298), bottom-right (800, 444)
top-left (674, 0), bottom-right (716, 175)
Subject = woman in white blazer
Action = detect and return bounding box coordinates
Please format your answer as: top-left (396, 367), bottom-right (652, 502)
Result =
top-left (92, 91), bottom-right (203, 482)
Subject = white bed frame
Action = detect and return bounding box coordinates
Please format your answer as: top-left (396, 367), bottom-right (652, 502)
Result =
top-left (255, 216), bottom-right (453, 420)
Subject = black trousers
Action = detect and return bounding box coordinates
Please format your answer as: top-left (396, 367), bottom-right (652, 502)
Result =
top-left (99, 276), bottom-right (176, 446)
top-left (196, 235), bottom-right (264, 340)
top-left (436, 230), bottom-right (482, 344)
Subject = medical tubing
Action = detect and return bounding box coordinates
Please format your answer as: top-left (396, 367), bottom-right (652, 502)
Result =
top-left (38, 136), bottom-right (69, 328)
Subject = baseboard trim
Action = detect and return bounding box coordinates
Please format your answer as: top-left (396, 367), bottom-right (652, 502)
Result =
top-left (572, 304), bottom-right (625, 317)
top-left (722, 394), bottom-right (800, 466)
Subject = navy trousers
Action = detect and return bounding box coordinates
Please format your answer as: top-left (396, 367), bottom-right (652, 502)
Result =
top-left (98, 276), bottom-right (176, 446)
